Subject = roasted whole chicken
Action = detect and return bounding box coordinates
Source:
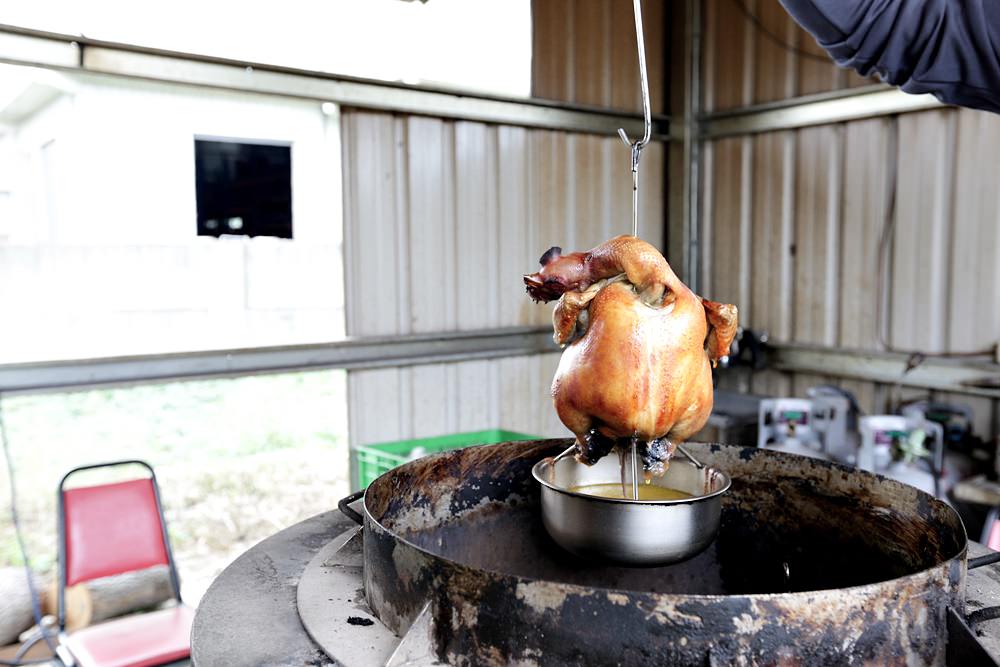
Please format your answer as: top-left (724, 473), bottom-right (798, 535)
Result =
top-left (524, 236), bottom-right (738, 475)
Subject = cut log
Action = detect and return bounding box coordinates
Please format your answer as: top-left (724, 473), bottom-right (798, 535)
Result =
top-left (0, 567), bottom-right (44, 645)
top-left (45, 565), bottom-right (173, 630)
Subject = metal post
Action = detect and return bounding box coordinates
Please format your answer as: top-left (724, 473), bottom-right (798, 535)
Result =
top-left (683, 0), bottom-right (703, 292)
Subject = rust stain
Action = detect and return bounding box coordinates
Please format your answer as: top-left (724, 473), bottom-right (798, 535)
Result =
top-left (515, 581), bottom-right (572, 615)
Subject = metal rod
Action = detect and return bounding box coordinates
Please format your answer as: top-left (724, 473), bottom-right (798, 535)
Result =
top-left (553, 445), bottom-right (577, 464)
top-left (617, 0), bottom-right (653, 498)
top-left (969, 551), bottom-right (1000, 570)
top-left (966, 605), bottom-right (1000, 626)
top-left (549, 445), bottom-right (577, 485)
top-left (631, 162), bottom-right (640, 238)
top-left (620, 0), bottom-right (678, 498)
top-left (632, 0), bottom-right (653, 150)
top-left (677, 444), bottom-right (704, 469)
top-left (618, 0), bottom-right (653, 239)
top-left (630, 438), bottom-right (640, 500)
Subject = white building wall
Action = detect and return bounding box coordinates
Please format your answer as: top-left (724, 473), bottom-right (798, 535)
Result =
top-left (0, 70), bottom-right (345, 363)
top-left (4, 73), bottom-right (341, 245)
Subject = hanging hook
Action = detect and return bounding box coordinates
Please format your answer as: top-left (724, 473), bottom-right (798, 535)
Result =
top-left (618, 0), bottom-right (653, 239)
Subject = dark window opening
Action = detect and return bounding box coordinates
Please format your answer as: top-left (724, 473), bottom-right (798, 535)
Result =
top-left (195, 139), bottom-right (292, 238)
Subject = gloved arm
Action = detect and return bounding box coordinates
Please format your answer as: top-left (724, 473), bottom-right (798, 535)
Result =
top-left (779, 0), bottom-right (1000, 113)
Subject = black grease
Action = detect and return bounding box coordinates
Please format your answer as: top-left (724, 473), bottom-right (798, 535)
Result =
top-left (346, 616), bottom-right (374, 626)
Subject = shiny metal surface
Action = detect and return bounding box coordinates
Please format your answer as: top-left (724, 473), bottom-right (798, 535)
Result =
top-left (532, 453), bottom-right (731, 565)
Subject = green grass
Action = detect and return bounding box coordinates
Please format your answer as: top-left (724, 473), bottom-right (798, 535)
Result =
top-left (0, 370), bottom-right (350, 603)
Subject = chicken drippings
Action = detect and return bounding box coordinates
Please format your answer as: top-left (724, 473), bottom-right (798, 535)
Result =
top-left (569, 483), bottom-right (692, 501)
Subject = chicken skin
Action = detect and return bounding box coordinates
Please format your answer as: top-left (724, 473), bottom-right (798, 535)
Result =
top-left (524, 236), bottom-right (738, 474)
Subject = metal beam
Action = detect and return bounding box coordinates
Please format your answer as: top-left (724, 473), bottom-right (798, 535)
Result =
top-left (13, 331), bottom-right (999, 400)
top-left (767, 343), bottom-right (1000, 400)
top-left (0, 30), bottom-right (78, 69)
top-left (0, 23), bottom-right (669, 138)
top-left (700, 85), bottom-right (945, 139)
top-left (0, 327), bottom-right (559, 394)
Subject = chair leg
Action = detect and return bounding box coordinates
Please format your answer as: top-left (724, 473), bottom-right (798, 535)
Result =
top-left (55, 633), bottom-right (77, 667)
top-left (982, 506), bottom-right (1000, 548)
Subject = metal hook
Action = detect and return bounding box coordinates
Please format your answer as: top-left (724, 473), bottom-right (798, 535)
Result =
top-left (618, 0), bottom-right (653, 239)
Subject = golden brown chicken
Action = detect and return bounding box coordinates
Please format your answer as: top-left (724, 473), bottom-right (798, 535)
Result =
top-left (524, 236), bottom-right (738, 474)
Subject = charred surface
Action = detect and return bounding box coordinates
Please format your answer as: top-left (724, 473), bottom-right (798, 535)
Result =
top-left (575, 432), bottom-right (676, 476)
top-left (576, 428), bottom-right (615, 465)
top-left (362, 440), bottom-right (967, 666)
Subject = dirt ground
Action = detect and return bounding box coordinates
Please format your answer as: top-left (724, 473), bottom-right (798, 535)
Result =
top-left (0, 370), bottom-right (350, 605)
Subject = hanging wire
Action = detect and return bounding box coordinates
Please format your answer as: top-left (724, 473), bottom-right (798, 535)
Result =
top-left (618, 0), bottom-right (653, 239)
top-left (728, 0), bottom-right (833, 63)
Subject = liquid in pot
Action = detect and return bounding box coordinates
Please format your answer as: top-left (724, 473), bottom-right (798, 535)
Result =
top-left (569, 483), bottom-right (692, 501)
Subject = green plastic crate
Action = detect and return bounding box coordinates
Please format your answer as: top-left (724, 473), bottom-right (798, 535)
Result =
top-left (351, 429), bottom-right (537, 490)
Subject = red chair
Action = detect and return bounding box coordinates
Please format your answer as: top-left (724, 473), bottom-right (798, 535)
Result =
top-left (57, 461), bottom-right (193, 667)
top-left (983, 506), bottom-right (1000, 552)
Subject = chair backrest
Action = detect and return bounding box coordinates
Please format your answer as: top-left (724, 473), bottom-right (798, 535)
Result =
top-left (57, 461), bottom-right (182, 629)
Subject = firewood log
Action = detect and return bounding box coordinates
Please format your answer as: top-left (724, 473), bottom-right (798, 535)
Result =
top-left (44, 565), bottom-right (173, 630)
top-left (0, 567), bottom-right (43, 645)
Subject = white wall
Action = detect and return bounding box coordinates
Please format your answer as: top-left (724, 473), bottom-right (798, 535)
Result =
top-left (0, 70), bottom-right (345, 363)
top-left (2, 0), bottom-right (532, 98)
top-left (4, 72), bottom-right (341, 245)
top-left (0, 128), bottom-right (13, 240)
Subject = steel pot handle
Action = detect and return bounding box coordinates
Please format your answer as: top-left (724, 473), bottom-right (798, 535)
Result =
top-left (964, 552), bottom-right (1000, 632)
top-left (338, 489), bottom-right (365, 525)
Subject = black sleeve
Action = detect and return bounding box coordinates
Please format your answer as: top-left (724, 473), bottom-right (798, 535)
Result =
top-left (779, 0), bottom-right (1000, 113)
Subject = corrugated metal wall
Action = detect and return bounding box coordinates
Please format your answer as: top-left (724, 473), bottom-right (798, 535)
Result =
top-left (701, 0), bottom-right (872, 111)
top-left (532, 0), bottom-right (665, 114)
top-left (339, 0), bottom-right (670, 452)
top-left (341, 111), bottom-right (664, 448)
top-left (701, 0), bottom-right (999, 437)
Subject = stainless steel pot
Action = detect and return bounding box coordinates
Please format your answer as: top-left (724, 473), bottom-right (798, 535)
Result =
top-left (532, 446), bottom-right (731, 565)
